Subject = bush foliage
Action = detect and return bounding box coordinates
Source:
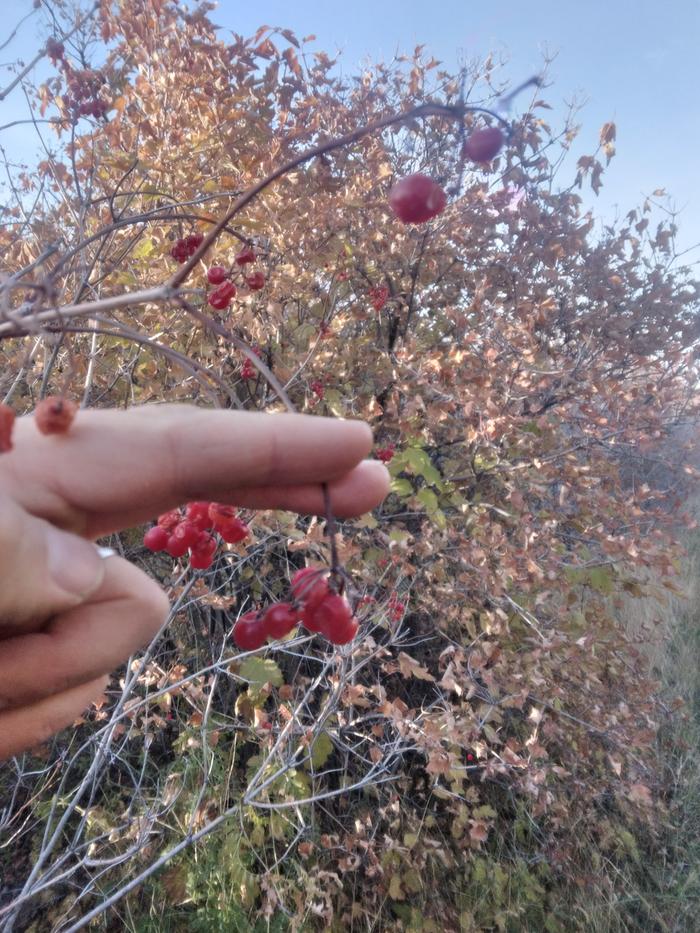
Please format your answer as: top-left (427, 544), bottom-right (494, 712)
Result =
top-left (1, 2), bottom-right (699, 930)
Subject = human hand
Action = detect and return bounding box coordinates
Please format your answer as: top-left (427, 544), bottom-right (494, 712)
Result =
top-left (0, 405), bottom-right (389, 760)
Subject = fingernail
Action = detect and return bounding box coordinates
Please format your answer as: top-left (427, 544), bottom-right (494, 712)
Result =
top-left (46, 528), bottom-right (106, 601)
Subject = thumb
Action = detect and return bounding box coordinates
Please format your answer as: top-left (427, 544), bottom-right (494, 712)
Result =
top-left (0, 495), bottom-right (106, 635)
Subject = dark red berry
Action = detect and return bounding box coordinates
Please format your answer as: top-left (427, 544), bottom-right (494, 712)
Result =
top-left (370, 285), bottom-right (389, 311)
top-left (262, 602), bottom-right (299, 639)
top-left (185, 232), bottom-right (204, 254)
top-left (208, 502), bottom-right (237, 531)
top-left (165, 534), bottom-right (189, 558)
top-left (143, 526), bottom-right (169, 551)
top-left (208, 280), bottom-right (237, 310)
top-left (34, 396), bottom-right (78, 435)
top-left (185, 501), bottom-right (212, 530)
top-left (170, 240), bottom-right (189, 263)
top-left (376, 445), bottom-right (395, 463)
top-left (241, 359), bottom-right (256, 379)
top-left (0, 404), bottom-right (15, 453)
top-left (207, 265), bottom-right (227, 285)
top-left (245, 271), bottom-right (265, 290)
top-left (157, 509), bottom-right (182, 531)
top-left (189, 532), bottom-right (217, 569)
top-left (388, 174), bottom-right (447, 224)
top-left (291, 568), bottom-right (329, 609)
top-left (235, 245), bottom-right (256, 265)
top-left (306, 594), bottom-right (358, 644)
top-left (219, 517), bottom-right (250, 544)
top-left (462, 126), bottom-right (505, 164)
top-left (327, 615), bottom-right (359, 645)
top-left (172, 521), bottom-right (201, 548)
top-left (232, 611), bottom-right (267, 650)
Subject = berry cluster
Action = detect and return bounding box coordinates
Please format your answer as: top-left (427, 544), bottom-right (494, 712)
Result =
top-left (143, 501), bottom-right (250, 570)
top-left (231, 567), bottom-right (359, 650)
top-left (170, 232), bottom-right (204, 263)
top-left (375, 444), bottom-right (395, 463)
top-left (387, 592), bottom-right (406, 621)
top-left (310, 380), bottom-right (324, 400)
top-left (240, 345), bottom-right (262, 380)
top-left (369, 284), bottom-right (389, 311)
top-left (201, 245), bottom-right (266, 311)
top-left (52, 41), bottom-right (111, 120)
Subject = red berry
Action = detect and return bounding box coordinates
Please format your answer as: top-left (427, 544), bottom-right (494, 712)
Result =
top-left (241, 359), bottom-right (256, 379)
top-left (143, 526), bottom-right (169, 551)
top-left (235, 245), bottom-right (256, 265)
top-left (388, 174), bottom-right (447, 224)
top-left (165, 534), bottom-right (189, 558)
top-left (208, 280), bottom-right (237, 310)
top-left (170, 240), bottom-right (188, 263)
top-left (219, 517), bottom-right (250, 544)
top-left (34, 396), bottom-right (78, 435)
top-left (262, 602), bottom-right (299, 639)
top-left (185, 232), bottom-right (204, 254)
top-left (310, 380), bottom-right (324, 400)
top-left (185, 501), bottom-right (213, 530)
top-left (327, 615), bottom-right (359, 645)
top-left (307, 594), bottom-right (357, 644)
top-left (370, 285), bottom-right (389, 311)
top-left (232, 611), bottom-right (267, 650)
top-left (207, 265), bottom-right (227, 285)
top-left (172, 521), bottom-right (201, 548)
top-left (376, 445), bottom-right (395, 463)
top-left (0, 403), bottom-right (15, 453)
top-left (157, 509), bottom-right (182, 531)
top-left (301, 603), bottom-right (326, 633)
top-left (189, 550), bottom-right (214, 570)
top-left (189, 532), bottom-right (217, 569)
top-left (208, 502), bottom-right (237, 531)
top-left (291, 568), bottom-right (329, 609)
top-left (245, 271), bottom-right (265, 290)
top-left (462, 126), bottom-right (505, 164)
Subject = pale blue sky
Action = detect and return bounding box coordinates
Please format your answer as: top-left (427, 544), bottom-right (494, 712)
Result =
top-left (2, 0), bottom-right (699, 259)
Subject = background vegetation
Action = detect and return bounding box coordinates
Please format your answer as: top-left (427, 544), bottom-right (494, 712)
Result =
top-left (0, 1), bottom-right (699, 930)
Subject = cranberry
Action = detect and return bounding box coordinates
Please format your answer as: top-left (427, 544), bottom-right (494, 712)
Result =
top-left (143, 526), bottom-right (169, 551)
top-left (291, 568), bottom-right (329, 609)
top-left (388, 174), bottom-right (447, 224)
top-left (262, 602), bottom-right (299, 639)
top-left (462, 126), bottom-right (505, 163)
top-left (246, 271), bottom-right (265, 290)
top-left (235, 245), bottom-right (256, 265)
top-left (207, 265), bottom-right (227, 285)
top-left (232, 611), bottom-right (267, 650)
top-left (208, 281), bottom-right (237, 310)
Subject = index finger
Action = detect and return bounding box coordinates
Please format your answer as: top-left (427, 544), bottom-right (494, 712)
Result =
top-left (4, 405), bottom-right (382, 535)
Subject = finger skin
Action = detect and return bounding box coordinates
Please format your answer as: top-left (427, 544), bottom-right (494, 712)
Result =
top-left (0, 557), bottom-right (169, 706)
top-left (0, 676), bottom-right (108, 762)
top-left (2, 406), bottom-right (384, 535)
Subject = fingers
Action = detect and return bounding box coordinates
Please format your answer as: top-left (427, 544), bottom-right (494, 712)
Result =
top-left (229, 459), bottom-right (390, 517)
top-left (0, 555), bottom-right (170, 699)
top-left (0, 494), bottom-right (106, 635)
top-left (5, 406), bottom-right (380, 535)
top-left (0, 676), bottom-right (108, 761)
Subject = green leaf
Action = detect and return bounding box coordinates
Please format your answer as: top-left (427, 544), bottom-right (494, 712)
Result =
top-left (133, 237), bottom-right (155, 259)
top-left (388, 874), bottom-right (404, 900)
top-left (416, 488), bottom-right (438, 512)
top-left (404, 448), bottom-right (442, 486)
top-left (588, 566), bottom-right (614, 595)
top-left (391, 477), bottom-right (413, 497)
top-left (239, 657), bottom-right (283, 690)
top-left (308, 731), bottom-right (333, 769)
top-left (323, 388), bottom-right (345, 417)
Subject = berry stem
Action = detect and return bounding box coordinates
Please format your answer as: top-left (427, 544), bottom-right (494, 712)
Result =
top-left (322, 482), bottom-right (343, 595)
